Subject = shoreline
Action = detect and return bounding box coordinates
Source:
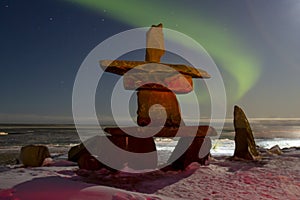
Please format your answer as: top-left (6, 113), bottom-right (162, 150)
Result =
top-left (1, 138), bottom-right (300, 165)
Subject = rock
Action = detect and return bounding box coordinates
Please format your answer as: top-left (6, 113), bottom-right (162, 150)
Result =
top-left (123, 65), bottom-right (193, 93)
top-left (109, 136), bottom-right (157, 170)
top-left (69, 138), bottom-right (109, 171)
top-left (71, 136), bottom-right (157, 171)
top-left (20, 145), bottom-right (51, 167)
top-left (68, 143), bottom-right (89, 162)
top-left (268, 145), bottom-right (283, 155)
top-left (137, 89), bottom-right (182, 127)
top-left (99, 136), bottom-right (157, 170)
top-left (78, 152), bottom-right (103, 171)
top-left (67, 138), bottom-right (103, 170)
top-left (104, 125), bottom-right (217, 138)
top-left (233, 105), bottom-right (259, 160)
top-left (112, 136), bottom-right (156, 154)
top-left (167, 137), bottom-right (211, 170)
top-left (0, 153), bottom-right (19, 165)
top-left (100, 60), bottom-right (211, 79)
top-left (257, 146), bottom-right (268, 153)
top-left (282, 147), bottom-right (298, 152)
top-left (145, 23), bottom-right (165, 62)
top-left (99, 23), bottom-right (210, 79)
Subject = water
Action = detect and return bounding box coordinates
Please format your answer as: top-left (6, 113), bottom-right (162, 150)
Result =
top-left (0, 124), bottom-right (79, 151)
top-left (0, 119), bottom-right (299, 165)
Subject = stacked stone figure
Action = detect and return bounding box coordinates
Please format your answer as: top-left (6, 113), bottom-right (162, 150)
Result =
top-left (77, 23), bottom-right (217, 171)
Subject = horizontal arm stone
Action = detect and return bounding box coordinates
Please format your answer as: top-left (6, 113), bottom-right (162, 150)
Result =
top-left (100, 60), bottom-right (211, 78)
top-left (123, 72), bottom-right (193, 93)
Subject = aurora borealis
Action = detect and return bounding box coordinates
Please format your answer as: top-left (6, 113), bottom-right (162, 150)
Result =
top-left (66, 0), bottom-right (261, 101)
top-left (1, 0), bottom-right (300, 123)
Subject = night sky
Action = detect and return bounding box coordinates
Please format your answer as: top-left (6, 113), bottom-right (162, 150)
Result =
top-left (1, 0), bottom-right (300, 123)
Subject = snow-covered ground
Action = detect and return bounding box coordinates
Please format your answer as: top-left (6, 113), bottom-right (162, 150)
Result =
top-left (0, 148), bottom-right (299, 200)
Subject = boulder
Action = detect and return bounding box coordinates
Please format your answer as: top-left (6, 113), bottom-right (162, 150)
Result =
top-left (70, 136), bottom-right (157, 171)
top-left (68, 143), bottom-right (88, 162)
top-left (20, 145), bottom-right (51, 167)
top-left (268, 145), bottom-right (283, 155)
top-left (68, 138), bottom-right (103, 170)
top-left (137, 89), bottom-right (182, 127)
top-left (233, 105), bottom-right (259, 160)
top-left (77, 152), bottom-right (103, 171)
top-left (167, 137), bottom-right (211, 170)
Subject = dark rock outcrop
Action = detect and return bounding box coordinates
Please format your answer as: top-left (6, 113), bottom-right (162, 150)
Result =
top-left (77, 152), bottom-right (104, 171)
top-left (167, 137), bottom-right (211, 170)
top-left (20, 145), bottom-right (51, 167)
top-left (233, 105), bottom-right (259, 160)
top-left (68, 143), bottom-right (88, 163)
top-left (69, 136), bottom-right (157, 171)
top-left (268, 145), bottom-right (283, 155)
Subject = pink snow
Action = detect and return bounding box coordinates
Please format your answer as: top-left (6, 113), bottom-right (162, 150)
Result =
top-left (0, 150), bottom-right (299, 200)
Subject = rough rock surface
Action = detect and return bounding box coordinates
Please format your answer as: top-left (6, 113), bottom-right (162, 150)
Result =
top-left (123, 70), bottom-right (193, 93)
top-left (233, 105), bottom-right (259, 160)
top-left (145, 23), bottom-right (165, 62)
top-left (68, 142), bottom-right (106, 171)
top-left (69, 136), bottom-right (157, 170)
top-left (77, 153), bottom-right (103, 171)
top-left (109, 136), bottom-right (158, 170)
top-left (268, 145), bottom-right (283, 155)
top-left (68, 143), bottom-right (88, 163)
top-left (137, 89), bottom-right (182, 127)
top-left (166, 137), bottom-right (211, 170)
top-left (100, 60), bottom-right (210, 79)
top-left (20, 145), bottom-right (51, 167)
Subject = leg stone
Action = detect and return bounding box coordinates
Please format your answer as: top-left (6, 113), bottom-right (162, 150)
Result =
top-left (167, 137), bottom-right (211, 170)
top-left (72, 136), bottom-right (157, 171)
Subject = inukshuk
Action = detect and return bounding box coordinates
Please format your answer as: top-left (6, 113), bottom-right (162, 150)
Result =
top-left (100, 24), bottom-right (217, 170)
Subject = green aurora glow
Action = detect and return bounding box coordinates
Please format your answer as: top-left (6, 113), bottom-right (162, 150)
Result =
top-left (66, 0), bottom-right (262, 101)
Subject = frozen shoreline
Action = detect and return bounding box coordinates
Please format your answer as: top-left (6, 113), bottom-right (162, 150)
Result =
top-left (0, 147), bottom-right (299, 200)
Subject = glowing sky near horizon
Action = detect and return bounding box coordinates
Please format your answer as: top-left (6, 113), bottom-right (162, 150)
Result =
top-left (66, 0), bottom-right (262, 101)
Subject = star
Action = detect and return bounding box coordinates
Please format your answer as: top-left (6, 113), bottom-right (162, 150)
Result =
top-left (49, 17), bottom-right (53, 21)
